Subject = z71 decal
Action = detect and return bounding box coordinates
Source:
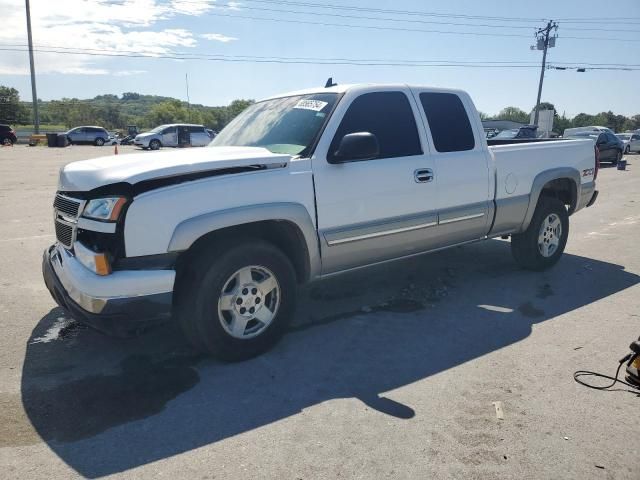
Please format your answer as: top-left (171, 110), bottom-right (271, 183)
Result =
top-left (582, 168), bottom-right (595, 177)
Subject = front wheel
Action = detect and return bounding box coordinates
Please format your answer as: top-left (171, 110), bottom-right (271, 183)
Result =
top-left (176, 240), bottom-right (297, 361)
top-left (511, 196), bottom-right (569, 271)
top-left (625, 145), bottom-right (630, 154)
top-left (149, 139), bottom-right (161, 150)
top-left (95, 137), bottom-right (105, 146)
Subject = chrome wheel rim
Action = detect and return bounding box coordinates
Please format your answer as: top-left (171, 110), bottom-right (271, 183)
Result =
top-left (538, 213), bottom-right (561, 257)
top-left (217, 265), bottom-right (280, 339)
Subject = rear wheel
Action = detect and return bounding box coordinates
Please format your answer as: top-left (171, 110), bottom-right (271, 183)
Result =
top-left (176, 240), bottom-right (297, 361)
top-left (149, 139), bottom-right (161, 150)
top-left (511, 196), bottom-right (569, 271)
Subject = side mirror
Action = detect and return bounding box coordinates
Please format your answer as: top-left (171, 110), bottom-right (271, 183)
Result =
top-left (331, 132), bottom-right (379, 162)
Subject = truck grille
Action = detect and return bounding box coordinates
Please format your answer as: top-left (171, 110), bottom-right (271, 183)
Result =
top-left (54, 195), bottom-right (81, 218)
top-left (53, 194), bottom-right (84, 249)
top-left (55, 221), bottom-right (74, 248)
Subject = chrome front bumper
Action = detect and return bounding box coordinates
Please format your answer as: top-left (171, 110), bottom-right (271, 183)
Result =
top-left (43, 244), bottom-right (175, 335)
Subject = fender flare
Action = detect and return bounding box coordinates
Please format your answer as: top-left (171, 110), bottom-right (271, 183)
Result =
top-left (521, 167), bottom-right (581, 232)
top-left (167, 202), bottom-right (321, 280)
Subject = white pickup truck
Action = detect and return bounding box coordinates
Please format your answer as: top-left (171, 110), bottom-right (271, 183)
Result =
top-left (43, 83), bottom-right (598, 360)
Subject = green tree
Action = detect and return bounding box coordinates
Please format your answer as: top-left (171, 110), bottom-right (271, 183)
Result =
top-left (0, 86), bottom-right (29, 124)
top-left (572, 113), bottom-right (595, 127)
top-left (622, 115), bottom-right (640, 131)
top-left (497, 106), bottom-right (529, 123)
top-left (144, 100), bottom-right (190, 126)
top-left (555, 114), bottom-right (572, 135)
top-left (224, 99), bottom-right (254, 124)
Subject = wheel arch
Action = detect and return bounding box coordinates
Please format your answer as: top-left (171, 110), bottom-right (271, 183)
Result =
top-left (521, 168), bottom-right (580, 232)
top-left (169, 203), bottom-right (321, 284)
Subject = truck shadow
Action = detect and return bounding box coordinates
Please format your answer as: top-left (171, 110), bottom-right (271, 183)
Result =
top-left (20, 239), bottom-right (639, 477)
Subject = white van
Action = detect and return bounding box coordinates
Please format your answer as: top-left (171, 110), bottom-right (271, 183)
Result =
top-left (134, 124), bottom-right (211, 150)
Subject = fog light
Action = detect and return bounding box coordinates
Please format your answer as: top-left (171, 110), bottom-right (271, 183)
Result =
top-left (74, 242), bottom-right (111, 276)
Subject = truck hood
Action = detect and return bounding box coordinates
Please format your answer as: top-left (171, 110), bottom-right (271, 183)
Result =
top-left (58, 146), bottom-right (292, 192)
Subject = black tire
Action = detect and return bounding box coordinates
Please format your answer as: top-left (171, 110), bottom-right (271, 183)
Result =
top-left (511, 196), bottom-right (569, 271)
top-left (95, 137), bottom-right (105, 146)
top-left (149, 139), bottom-right (161, 150)
top-left (176, 240), bottom-right (297, 361)
top-left (625, 145), bottom-right (630, 154)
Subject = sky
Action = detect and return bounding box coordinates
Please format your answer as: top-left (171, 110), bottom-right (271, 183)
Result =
top-left (0, 0), bottom-right (639, 117)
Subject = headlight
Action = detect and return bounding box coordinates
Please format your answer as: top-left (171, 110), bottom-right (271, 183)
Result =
top-left (82, 197), bottom-right (127, 221)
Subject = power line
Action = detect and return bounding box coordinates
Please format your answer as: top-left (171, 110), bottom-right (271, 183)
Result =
top-left (3, 42), bottom-right (640, 68)
top-left (198, 0), bottom-right (640, 24)
top-left (200, 1), bottom-right (640, 34)
top-left (202, 10), bottom-right (640, 42)
top-left (2, 45), bottom-right (639, 71)
top-left (0, 46), bottom-right (540, 66)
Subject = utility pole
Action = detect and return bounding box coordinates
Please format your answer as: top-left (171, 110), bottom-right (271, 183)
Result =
top-left (532, 20), bottom-right (558, 127)
top-left (185, 73), bottom-right (190, 122)
top-left (25, 0), bottom-right (39, 133)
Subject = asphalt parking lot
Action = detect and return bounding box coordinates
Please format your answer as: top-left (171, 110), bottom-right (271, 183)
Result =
top-left (0, 144), bottom-right (639, 479)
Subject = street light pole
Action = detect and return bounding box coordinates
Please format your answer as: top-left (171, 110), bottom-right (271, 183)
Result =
top-left (532, 20), bottom-right (558, 127)
top-left (25, 0), bottom-right (39, 133)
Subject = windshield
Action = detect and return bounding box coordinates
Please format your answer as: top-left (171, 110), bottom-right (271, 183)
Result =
top-left (616, 134), bottom-right (631, 140)
top-left (149, 125), bottom-right (169, 134)
top-left (494, 129), bottom-right (518, 139)
top-left (210, 93), bottom-right (339, 155)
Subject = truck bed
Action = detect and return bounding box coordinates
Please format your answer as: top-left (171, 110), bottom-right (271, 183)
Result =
top-left (488, 138), bottom-right (596, 235)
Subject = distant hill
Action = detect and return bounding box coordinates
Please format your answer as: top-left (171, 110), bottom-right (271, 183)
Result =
top-left (17, 92), bottom-right (254, 132)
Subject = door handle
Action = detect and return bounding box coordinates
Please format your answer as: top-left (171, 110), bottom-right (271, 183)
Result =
top-left (414, 168), bottom-right (434, 183)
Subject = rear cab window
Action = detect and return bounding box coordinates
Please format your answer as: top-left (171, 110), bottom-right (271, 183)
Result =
top-left (418, 92), bottom-right (475, 152)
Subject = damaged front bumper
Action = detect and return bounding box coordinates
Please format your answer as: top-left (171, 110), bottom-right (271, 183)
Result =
top-left (42, 244), bottom-right (175, 336)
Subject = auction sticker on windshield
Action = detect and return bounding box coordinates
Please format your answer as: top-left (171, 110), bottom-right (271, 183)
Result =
top-left (294, 99), bottom-right (328, 112)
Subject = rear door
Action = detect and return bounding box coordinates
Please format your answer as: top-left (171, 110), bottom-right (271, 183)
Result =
top-left (631, 134), bottom-right (640, 152)
top-left (412, 89), bottom-right (492, 246)
top-left (189, 126), bottom-right (208, 146)
top-left (86, 127), bottom-right (100, 142)
top-left (312, 87), bottom-right (439, 274)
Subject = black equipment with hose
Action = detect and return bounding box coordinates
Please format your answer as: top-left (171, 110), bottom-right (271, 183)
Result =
top-left (573, 337), bottom-right (640, 392)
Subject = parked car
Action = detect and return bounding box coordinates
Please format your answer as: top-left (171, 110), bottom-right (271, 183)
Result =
top-left (134, 124), bottom-right (211, 150)
top-left (66, 126), bottom-right (112, 146)
top-left (493, 124), bottom-right (538, 140)
top-left (563, 126), bottom-right (613, 137)
top-left (566, 131), bottom-right (624, 165)
top-left (205, 128), bottom-right (217, 140)
top-left (616, 133), bottom-right (640, 154)
top-left (0, 124), bottom-right (18, 145)
top-left (43, 83), bottom-right (598, 360)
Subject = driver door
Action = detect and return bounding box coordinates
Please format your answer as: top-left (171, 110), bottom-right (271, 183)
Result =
top-left (312, 88), bottom-right (438, 274)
